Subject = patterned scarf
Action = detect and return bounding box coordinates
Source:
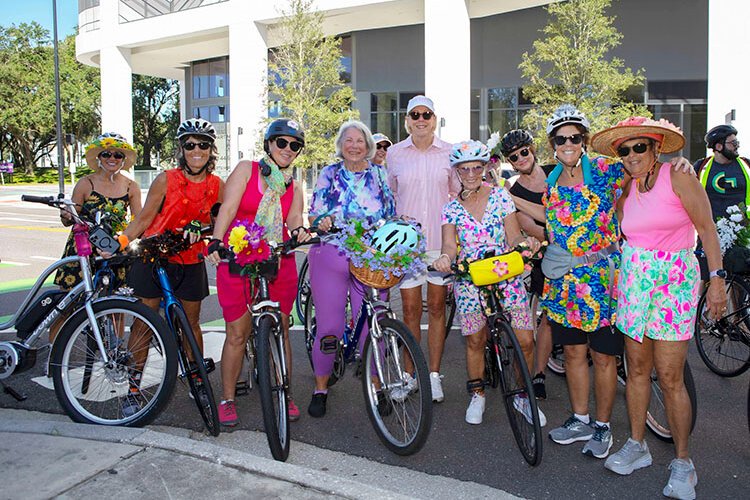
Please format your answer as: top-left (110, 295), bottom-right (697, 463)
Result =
top-left (255, 157), bottom-right (292, 242)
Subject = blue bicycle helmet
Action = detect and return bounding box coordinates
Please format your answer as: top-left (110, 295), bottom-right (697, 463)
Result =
top-left (370, 221), bottom-right (421, 254)
top-left (449, 140), bottom-right (491, 166)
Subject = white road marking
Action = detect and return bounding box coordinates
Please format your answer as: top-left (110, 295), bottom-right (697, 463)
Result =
top-left (0, 260), bottom-right (30, 266)
top-left (30, 256), bottom-right (58, 261)
top-left (0, 217), bottom-right (58, 224)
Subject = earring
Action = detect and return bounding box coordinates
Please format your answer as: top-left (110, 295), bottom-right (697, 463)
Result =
top-left (97, 158), bottom-right (103, 169)
top-left (553, 151), bottom-right (559, 162)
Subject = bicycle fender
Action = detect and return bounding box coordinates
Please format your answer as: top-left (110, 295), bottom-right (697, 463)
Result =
top-left (252, 300), bottom-right (280, 313)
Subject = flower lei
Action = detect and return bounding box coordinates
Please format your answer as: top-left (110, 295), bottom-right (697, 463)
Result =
top-left (227, 219), bottom-right (272, 276)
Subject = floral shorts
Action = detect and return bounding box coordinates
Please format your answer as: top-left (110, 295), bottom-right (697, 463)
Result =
top-left (615, 243), bottom-right (700, 342)
top-left (455, 276), bottom-right (533, 336)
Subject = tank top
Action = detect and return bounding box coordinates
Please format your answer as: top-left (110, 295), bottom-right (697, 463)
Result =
top-left (621, 165), bottom-right (695, 251)
top-left (146, 168), bottom-right (221, 264)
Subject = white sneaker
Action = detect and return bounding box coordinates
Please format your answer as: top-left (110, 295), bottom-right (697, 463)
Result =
top-left (390, 372), bottom-right (418, 402)
top-left (513, 394), bottom-right (547, 427)
top-left (465, 393), bottom-right (485, 424)
top-left (430, 372), bottom-right (444, 402)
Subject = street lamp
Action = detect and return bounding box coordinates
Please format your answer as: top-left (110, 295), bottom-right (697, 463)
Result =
top-left (52, 0), bottom-right (65, 195)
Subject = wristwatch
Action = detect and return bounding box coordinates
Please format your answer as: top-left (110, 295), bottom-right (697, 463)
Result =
top-left (709, 269), bottom-right (728, 279)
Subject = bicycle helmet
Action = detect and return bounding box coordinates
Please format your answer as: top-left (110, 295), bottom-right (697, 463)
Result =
top-left (546, 104), bottom-right (590, 137)
top-left (370, 220), bottom-right (421, 254)
top-left (705, 124), bottom-right (738, 149)
top-left (449, 140), bottom-right (491, 167)
top-left (264, 118), bottom-right (305, 144)
top-left (500, 129), bottom-right (534, 156)
top-left (176, 118), bottom-right (216, 141)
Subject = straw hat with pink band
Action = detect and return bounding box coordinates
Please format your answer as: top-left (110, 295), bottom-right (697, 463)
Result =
top-left (591, 116), bottom-right (685, 157)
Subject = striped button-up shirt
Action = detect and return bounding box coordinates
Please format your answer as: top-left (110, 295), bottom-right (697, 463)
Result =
top-left (386, 135), bottom-right (460, 251)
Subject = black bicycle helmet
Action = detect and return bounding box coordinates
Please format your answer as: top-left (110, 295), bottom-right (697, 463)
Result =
top-left (500, 129), bottom-right (534, 157)
top-left (705, 124), bottom-right (738, 150)
top-left (176, 118), bottom-right (216, 141)
top-left (264, 118), bottom-right (305, 144)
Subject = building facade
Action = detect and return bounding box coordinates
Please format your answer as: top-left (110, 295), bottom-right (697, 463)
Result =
top-left (76, 0), bottom-right (749, 173)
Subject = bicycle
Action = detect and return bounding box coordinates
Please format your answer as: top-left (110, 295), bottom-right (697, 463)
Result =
top-left (132, 230), bottom-right (221, 436)
top-left (0, 195), bottom-right (176, 426)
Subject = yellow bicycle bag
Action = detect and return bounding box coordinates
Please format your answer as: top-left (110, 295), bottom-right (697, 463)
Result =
top-left (468, 251), bottom-right (524, 286)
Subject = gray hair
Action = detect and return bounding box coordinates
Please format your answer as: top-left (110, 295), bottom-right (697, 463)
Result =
top-left (334, 120), bottom-right (376, 160)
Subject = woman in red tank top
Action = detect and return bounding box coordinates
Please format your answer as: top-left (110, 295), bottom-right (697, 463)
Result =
top-left (207, 119), bottom-right (310, 426)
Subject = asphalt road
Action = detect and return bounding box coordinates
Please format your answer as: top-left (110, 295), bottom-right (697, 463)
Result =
top-left (0, 188), bottom-right (747, 499)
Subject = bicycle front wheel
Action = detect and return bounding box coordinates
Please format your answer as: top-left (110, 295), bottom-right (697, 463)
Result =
top-left (256, 315), bottom-right (290, 461)
top-left (694, 277), bottom-right (750, 377)
top-left (170, 305), bottom-right (220, 436)
top-left (362, 318), bottom-right (432, 456)
top-left (295, 257), bottom-right (310, 324)
top-left (493, 319), bottom-right (543, 466)
top-left (51, 299), bottom-right (177, 427)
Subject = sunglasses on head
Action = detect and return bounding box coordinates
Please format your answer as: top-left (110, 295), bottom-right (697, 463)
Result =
top-left (616, 142), bottom-right (650, 157)
top-left (183, 141), bottom-right (212, 151)
top-left (408, 111), bottom-right (434, 121)
top-left (456, 165), bottom-right (485, 176)
top-left (508, 148), bottom-right (531, 163)
top-left (553, 134), bottom-right (584, 146)
top-left (99, 151), bottom-right (126, 160)
top-left (376, 143), bottom-right (390, 151)
top-left (274, 137), bottom-right (303, 152)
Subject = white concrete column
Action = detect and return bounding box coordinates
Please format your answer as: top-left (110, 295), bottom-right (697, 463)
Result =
top-left (229, 10), bottom-right (268, 169)
top-left (424, 0), bottom-right (470, 142)
top-left (707, 0), bottom-right (750, 139)
top-left (100, 45), bottom-right (133, 142)
top-left (178, 77), bottom-right (187, 122)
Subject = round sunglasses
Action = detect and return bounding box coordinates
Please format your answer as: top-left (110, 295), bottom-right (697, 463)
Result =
top-left (508, 148), bottom-right (531, 163)
top-left (617, 142), bottom-right (649, 157)
top-left (183, 141), bottom-right (212, 151)
top-left (408, 111), bottom-right (434, 121)
top-left (274, 137), bottom-right (304, 153)
top-left (99, 151), bottom-right (126, 160)
top-left (553, 134), bottom-right (584, 146)
top-left (456, 165), bottom-right (485, 176)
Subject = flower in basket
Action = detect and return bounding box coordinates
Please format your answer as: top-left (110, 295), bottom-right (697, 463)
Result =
top-left (516, 240), bottom-right (548, 272)
top-left (102, 199), bottom-right (130, 234)
top-left (715, 204), bottom-right (750, 253)
top-left (227, 219), bottom-right (271, 270)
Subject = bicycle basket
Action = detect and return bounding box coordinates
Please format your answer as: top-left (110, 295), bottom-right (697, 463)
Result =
top-left (349, 262), bottom-right (401, 289)
top-left (468, 251), bottom-right (524, 286)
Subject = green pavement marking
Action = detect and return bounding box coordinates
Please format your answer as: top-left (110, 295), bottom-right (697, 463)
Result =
top-left (0, 314), bottom-right (11, 323)
top-left (201, 318), bottom-right (225, 328)
top-left (0, 263), bottom-right (16, 269)
top-left (0, 276), bottom-right (55, 293)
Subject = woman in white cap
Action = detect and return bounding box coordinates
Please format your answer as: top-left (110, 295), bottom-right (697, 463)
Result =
top-left (372, 133), bottom-right (392, 167)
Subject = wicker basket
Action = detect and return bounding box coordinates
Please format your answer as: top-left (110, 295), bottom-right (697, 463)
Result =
top-left (350, 262), bottom-right (401, 289)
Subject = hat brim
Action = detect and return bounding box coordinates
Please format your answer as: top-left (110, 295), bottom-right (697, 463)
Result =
top-left (592, 125), bottom-right (685, 156)
top-left (85, 146), bottom-right (137, 171)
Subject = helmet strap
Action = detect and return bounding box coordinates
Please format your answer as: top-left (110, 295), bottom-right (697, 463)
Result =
top-left (184, 162), bottom-right (208, 177)
top-left (720, 141), bottom-right (739, 160)
top-left (459, 184), bottom-right (481, 201)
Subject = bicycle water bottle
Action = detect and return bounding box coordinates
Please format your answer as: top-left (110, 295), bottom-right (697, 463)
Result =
top-left (73, 223), bottom-right (93, 257)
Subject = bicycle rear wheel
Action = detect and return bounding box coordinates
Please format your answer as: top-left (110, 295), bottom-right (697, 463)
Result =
top-left (295, 257), bottom-right (310, 324)
top-left (362, 318), bottom-right (432, 456)
top-left (694, 277), bottom-right (750, 377)
top-left (493, 319), bottom-right (542, 466)
top-left (256, 315), bottom-right (290, 461)
top-left (51, 299), bottom-right (177, 427)
top-left (170, 305), bottom-right (220, 436)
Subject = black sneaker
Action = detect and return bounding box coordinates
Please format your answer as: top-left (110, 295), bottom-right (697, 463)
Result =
top-left (532, 372), bottom-right (547, 400)
top-left (308, 392), bottom-right (327, 418)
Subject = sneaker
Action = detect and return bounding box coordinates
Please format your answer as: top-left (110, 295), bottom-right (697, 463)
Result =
top-left (390, 372), bottom-right (418, 403)
top-left (465, 393), bottom-right (486, 425)
top-left (549, 415), bottom-right (594, 444)
top-left (288, 399), bottom-right (300, 422)
top-left (308, 392), bottom-right (327, 418)
top-left (512, 394), bottom-right (547, 427)
top-left (430, 372), bottom-right (444, 403)
top-left (663, 458), bottom-right (697, 500)
top-left (532, 372), bottom-right (547, 400)
top-left (582, 423), bottom-right (613, 458)
top-left (605, 438), bottom-right (653, 475)
top-left (377, 391), bottom-right (393, 417)
top-left (218, 400), bottom-right (239, 427)
top-left (121, 388), bottom-right (141, 418)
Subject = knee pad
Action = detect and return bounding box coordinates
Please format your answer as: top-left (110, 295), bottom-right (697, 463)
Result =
top-left (466, 378), bottom-right (485, 393)
top-left (319, 335), bottom-right (339, 354)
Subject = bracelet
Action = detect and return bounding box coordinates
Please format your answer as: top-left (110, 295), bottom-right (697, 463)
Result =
top-left (438, 253), bottom-right (450, 261)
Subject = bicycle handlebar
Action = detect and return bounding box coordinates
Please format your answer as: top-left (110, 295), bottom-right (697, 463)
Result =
top-left (21, 195), bottom-right (57, 205)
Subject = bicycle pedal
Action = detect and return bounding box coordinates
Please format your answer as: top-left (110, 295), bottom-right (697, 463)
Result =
top-left (235, 380), bottom-right (250, 396)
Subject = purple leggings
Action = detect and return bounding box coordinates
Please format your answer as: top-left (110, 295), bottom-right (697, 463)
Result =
top-left (308, 243), bottom-right (386, 377)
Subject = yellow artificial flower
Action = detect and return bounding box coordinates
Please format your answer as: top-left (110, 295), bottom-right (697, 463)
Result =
top-left (228, 225), bottom-right (249, 253)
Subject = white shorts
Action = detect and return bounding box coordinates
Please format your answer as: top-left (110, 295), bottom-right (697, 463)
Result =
top-left (399, 250), bottom-right (450, 289)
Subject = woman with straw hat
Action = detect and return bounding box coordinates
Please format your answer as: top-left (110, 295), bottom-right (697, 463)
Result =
top-left (592, 116), bottom-right (725, 499)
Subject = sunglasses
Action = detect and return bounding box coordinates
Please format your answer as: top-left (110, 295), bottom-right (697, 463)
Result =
top-left (274, 137), bottom-right (304, 152)
top-left (456, 165), bottom-right (485, 176)
top-left (183, 141), bottom-right (212, 151)
top-left (725, 139), bottom-right (740, 148)
top-left (553, 134), bottom-right (584, 146)
top-left (99, 151), bottom-right (126, 160)
top-left (376, 143), bottom-right (390, 151)
top-left (616, 142), bottom-right (650, 157)
top-left (408, 111), bottom-right (434, 121)
top-left (508, 148), bottom-right (531, 163)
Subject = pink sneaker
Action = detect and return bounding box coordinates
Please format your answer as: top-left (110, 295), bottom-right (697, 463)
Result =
top-left (219, 400), bottom-right (238, 427)
top-left (288, 398), bottom-right (300, 422)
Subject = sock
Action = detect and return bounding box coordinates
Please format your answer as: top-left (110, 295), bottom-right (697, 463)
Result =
top-left (220, 399), bottom-right (234, 404)
top-left (314, 389), bottom-right (328, 395)
top-left (574, 413), bottom-right (590, 424)
top-left (595, 420), bottom-right (610, 429)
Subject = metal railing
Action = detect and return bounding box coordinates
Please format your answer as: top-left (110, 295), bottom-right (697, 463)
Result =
top-left (118, 0), bottom-right (228, 23)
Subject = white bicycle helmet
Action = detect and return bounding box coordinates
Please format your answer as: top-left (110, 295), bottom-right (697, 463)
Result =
top-left (546, 104), bottom-right (590, 137)
top-left (449, 140), bottom-right (491, 166)
top-left (177, 118), bottom-right (217, 141)
top-left (370, 221), bottom-right (421, 254)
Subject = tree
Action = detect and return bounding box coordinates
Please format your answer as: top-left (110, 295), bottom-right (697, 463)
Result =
top-left (265, 0), bottom-right (357, 168)
top-left (132, 75), bottom-right (180, 167)
top-left (519, 0), bottom-right (649, 158)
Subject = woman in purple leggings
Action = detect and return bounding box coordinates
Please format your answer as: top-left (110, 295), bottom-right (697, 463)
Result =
top-left (306, 120), bottom-right (396, 418)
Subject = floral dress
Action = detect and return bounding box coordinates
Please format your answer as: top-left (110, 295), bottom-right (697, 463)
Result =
top-left (442, 187), bottom-right (532, 336)
top-left (541, 155), bottom-right (623, 332)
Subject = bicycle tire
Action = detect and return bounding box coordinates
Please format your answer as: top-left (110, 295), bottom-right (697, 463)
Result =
top-left (303, 290), bottom-right (345, 386)
top-left (169, 305), bottom-right (220, 436)
top-left (361, 318), bottom-right (432, 455)
top-left (747, 378), bottom-right (749, 435)
top-left (51, 299), bottom-right (177, 427)
top-left (295, 257), bottom-right (310, 324)
top-left (694, 277), bottom-right (750, 377)
top-left (493, 319), bottom-right (543, 466)
top-left (256, 315), bottom-right (290, 461)
top-left (445, 280), bottom-right (457, 337)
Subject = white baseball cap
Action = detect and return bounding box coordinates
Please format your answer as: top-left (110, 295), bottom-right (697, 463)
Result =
top-left (406, 95), bottom-right (435, 114)
top-left (372, 133), bottom-right (392, 145)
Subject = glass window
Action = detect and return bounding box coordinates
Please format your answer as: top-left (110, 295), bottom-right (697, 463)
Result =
top-left (192, 106), bottom-right (210, 120)
top-left (340, 36), bottom-right (352, 84)
top-left (488, 109), bottom-right (516, 138)
top-left (370, 112), bottom-right (398, 144)
top-left (399, 92), bottom-right (422, 110)
top-left (192, 62), bottom-right (209, 99)
top-left (488, 87), bottom-right (517, 109)
top-left (209, 58), bottom-right (229, 98)
top-left (648, 80), bottom-right (707, 101)
top-left (471, 111), bottom-right (480, 141)
top-left (371, 92), bottom-right (397, 112)
top-left (471, 89), bottom-right (481, 109)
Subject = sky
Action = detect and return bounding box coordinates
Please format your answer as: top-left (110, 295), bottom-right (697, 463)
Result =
top-left (0, 0), bottom-right (79, 38)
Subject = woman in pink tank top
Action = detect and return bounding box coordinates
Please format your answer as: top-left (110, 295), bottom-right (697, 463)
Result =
top-left (591, 118), bottom-right (726, 497)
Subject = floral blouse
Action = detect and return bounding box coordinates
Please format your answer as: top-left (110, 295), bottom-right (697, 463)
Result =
top-left (541, 155), bottom-right (624, 332)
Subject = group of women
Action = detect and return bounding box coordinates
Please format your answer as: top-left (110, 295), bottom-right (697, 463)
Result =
top-left (58, 101), bottom-right (724, 499)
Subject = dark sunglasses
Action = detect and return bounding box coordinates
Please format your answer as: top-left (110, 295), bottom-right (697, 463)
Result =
top-left (376, 143), bottom-right (390, 151)
top-left (456, 165), bottom-right (485, 176)
top-left (183, 141), bottom-right (212, 151)
top-left (508, 148), bottom-right (531, 163)
top-left (553, 134), bottom-right (584, 146)
top-left (274, 137), bottom-right (303, 152)
top-left (616, 142), bottom-right (650, 157)
top-left (408, 111), bottom-right (434, 121)
top-left (99, 151), bottom-right (126, 160)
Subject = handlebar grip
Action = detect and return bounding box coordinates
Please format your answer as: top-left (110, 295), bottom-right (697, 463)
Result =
top-left (21, 195), bottom-right (55, 205)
